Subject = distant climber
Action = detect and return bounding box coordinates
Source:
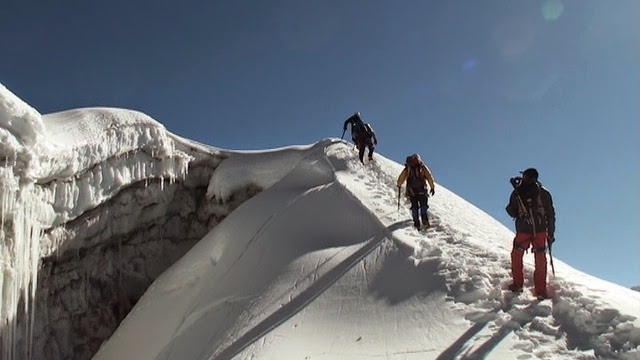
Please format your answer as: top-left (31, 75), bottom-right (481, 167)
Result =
top-left (397, 154), bottom-right (435, 230)
top-left (506, 167), bottom-right (556, 300)
top-left (342, 112), bottom-right (377, 164)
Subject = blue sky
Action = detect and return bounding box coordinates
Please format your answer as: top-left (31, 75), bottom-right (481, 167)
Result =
top-left (1, 0), bottom-right (637, 287)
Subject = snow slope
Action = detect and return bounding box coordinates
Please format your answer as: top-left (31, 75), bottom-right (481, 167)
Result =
top-left (1, 82), bottom-right (638, 360)
top-left (95, 141), bottom-right (640, 359)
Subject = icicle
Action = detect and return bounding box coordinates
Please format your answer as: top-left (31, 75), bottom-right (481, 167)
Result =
top-left (0, 178), bottom-right (43, 360)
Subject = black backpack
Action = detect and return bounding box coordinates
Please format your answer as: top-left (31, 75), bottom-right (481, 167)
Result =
top-left (518, 183), bottom-right (546, 224)
top-left (362, 123), bottom-right (373, 137)
top-left (351, 117), bottom-right (367, 136)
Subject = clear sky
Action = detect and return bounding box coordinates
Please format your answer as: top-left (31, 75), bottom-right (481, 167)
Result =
top-left (1, 0), bottom-right (637, 287)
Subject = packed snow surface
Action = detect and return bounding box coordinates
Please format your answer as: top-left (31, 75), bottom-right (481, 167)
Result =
top-left (1, 82), bottom-right (639, 359)
top-left (95, 141), bottom-right (640, 359)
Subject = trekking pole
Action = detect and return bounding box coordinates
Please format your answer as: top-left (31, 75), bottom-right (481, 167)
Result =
top-left (397, 186), bottom-right (401, 211)
top-left (340, 128), bottom-right (346, 140)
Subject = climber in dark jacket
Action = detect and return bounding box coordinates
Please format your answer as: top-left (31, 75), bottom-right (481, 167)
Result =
top-left (505, 167), bottom-right (556, 299)
top-left (343, 112), bottom-right (377, 164)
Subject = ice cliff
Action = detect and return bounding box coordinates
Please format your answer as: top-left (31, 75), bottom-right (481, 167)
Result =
top-left (0, 83), bottom-right (256, 359)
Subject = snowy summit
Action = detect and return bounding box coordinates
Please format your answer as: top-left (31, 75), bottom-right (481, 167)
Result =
top-left (1, 82), bottom-right (639, 360)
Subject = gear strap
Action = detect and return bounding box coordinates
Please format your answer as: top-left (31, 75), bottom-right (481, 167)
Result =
top-left (513, 240), bottom-right (547, 254)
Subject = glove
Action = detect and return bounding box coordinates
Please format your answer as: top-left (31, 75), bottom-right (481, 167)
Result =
top-left (430, 188), bottom-right (435, 196)
top-left (547, 235), bottom-right (555, 245)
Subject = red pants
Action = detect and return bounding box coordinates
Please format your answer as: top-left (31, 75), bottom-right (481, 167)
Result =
top-left (511, 232), bottom-right (548, 293)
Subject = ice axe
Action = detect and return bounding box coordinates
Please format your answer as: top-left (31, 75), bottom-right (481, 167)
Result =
top-left (548, 240), bottom-right (556, 276)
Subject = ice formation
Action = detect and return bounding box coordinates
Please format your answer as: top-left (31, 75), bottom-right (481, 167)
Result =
top-left (0, 83), bottom-right (192, 359)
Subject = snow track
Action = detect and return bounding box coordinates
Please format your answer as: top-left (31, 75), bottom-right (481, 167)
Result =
top-left (95, 140), bottom-right (639, 360)
top-left (329, 141), bottom-right (640, 360)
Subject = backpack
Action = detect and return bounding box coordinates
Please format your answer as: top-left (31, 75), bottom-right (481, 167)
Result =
top-left (363, 123), bottom-right (373, 137)
top-left (405, 154), bottom-right (421, 168)
top-left (405, 154), bottom-right (426, 193)
top-left (517, 183), bottom-right (546, 227)
top-left (351, 117), bottom-right (367, 136)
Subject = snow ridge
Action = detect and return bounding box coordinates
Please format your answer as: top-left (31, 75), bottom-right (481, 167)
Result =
top-left (98, 141), bottom-right (639, 360)
top-left (332, 145), bottom-right (640, 359)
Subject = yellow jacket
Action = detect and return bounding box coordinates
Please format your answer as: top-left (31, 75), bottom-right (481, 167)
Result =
top-left (397, 164), bottom-right (435, 193)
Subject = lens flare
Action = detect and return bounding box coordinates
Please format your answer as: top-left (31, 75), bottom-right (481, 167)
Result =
top-left (542, 0), bottom-right (564, 21)
top-left (493, 16), bottom-right (536, 58)
top-left (462, 59), bottom-right (477, 72)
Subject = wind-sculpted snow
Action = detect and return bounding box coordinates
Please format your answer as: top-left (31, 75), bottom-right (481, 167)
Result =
top-left (0, 84), bottom-right (47, 177)
top-left (94, 140), bottom-right (390, 360)
top-left (96, 141), bottom-right (640, 360)
top-left (206, 143), bottom-right (319, 202)
top-left (38, 107), bottom-right (194, 225)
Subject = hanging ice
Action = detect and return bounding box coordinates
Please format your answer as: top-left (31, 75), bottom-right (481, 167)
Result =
top-left (0, 83), bottom-right (193, 359)
top-left (0, 83), bottom-right (48, 360)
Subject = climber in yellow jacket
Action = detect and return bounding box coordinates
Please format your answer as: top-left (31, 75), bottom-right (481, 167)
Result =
top-left (397, 154), bottom-right (435, 230)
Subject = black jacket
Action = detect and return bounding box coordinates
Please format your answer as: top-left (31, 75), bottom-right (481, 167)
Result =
top-left (343, 114), bottom-right (376, 143)
top-left (506, 182), bottom-right (555, 236)
top-left (343, 114), bottom-right (363, 132)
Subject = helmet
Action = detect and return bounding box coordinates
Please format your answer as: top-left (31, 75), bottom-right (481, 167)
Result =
top-left (354, 111), bottom-right (360, 117)
top-left (520, 167), bottom-right (539, 180)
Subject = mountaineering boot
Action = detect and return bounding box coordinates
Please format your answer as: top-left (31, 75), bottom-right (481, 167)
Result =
top-left (421, 215), bottom-right (430, 229)
top-left (413, 220), bottom-right (421, 230)
top-left (508, 284), bottom-right (523, 293)
top-left (535, 290), bottom-right (548, 300)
